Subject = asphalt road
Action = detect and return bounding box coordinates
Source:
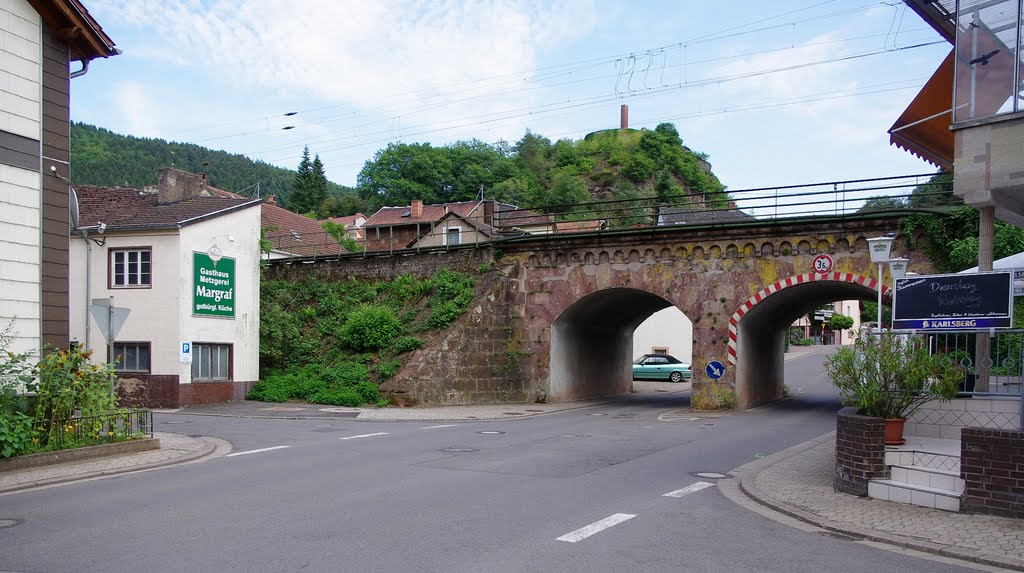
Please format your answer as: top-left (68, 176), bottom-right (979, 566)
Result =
top-left (0, 349), bottom-right (981, 572)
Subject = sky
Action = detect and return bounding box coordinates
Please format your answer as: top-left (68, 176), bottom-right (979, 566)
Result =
top-left (72, 0), bottom-right (952, 207)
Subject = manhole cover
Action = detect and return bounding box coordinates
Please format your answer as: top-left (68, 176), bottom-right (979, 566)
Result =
top-left (693, 472), bottom-right (729, 479)
top-left (0, 519), bottom-right (21, 528)
top-left (477, 430), bottom-right (505, 435)
top-left (440, 447), bottom-right (478, 453)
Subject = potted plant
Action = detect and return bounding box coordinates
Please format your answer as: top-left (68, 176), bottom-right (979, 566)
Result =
top-left (824, 330), bottom-right (961, 445)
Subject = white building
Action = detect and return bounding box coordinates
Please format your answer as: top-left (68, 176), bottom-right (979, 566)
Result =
top-left (632, 307), bottom-right (693, 362)
top-left (0, 0), bottom-right (116, 360)
top-left (69, 169), bottom-right (262, 407)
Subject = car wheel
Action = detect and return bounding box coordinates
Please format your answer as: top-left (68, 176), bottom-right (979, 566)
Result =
top-left (669, 371), bottom-right (683, 383)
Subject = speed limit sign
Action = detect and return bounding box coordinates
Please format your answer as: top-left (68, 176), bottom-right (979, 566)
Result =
top-left (812, 254), bottom-right (833, 274)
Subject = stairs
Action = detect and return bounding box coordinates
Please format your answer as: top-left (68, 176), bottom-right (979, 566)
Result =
top-left (867, 436), bottom-right (963, 512)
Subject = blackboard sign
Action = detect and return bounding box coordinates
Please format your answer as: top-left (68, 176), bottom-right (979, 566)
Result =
top-left (893, 272), bottom-right (1013, 329)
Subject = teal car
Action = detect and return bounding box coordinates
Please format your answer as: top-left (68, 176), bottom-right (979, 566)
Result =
top-left (632, 354), bottom-right (692, 383)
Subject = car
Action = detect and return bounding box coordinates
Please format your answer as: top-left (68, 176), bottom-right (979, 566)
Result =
top-left (632, 354), bottom-right (692, 383)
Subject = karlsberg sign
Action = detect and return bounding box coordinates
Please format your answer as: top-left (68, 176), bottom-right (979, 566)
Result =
top-left (892, 271), bottom-right (1012, 330)
top-left (193, 252), bottom-right (235, 318)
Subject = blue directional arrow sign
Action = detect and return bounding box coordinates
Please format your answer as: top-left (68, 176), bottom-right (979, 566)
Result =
top-left (705, 361), bottom-right (725, 380)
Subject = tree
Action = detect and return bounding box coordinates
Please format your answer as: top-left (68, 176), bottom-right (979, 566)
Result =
top-left (288, 147), bottom-right (328, 217)
top-left (829, 314), bottom-right (855, 331)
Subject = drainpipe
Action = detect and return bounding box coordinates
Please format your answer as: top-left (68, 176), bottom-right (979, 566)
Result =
top-left (81, 229), bottom-right (91, 351)
top-left (70, 59), bottom-right (89, 79)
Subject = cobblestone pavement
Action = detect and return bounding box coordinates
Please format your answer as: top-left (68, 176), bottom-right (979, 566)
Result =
top-left (736, 432), bottom-right (1024, 571)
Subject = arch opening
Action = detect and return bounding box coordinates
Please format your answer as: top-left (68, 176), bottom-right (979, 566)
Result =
top-left (732, 276), bottom-right (887, 409)
top-left (550, 287), bottom-right (690, 401)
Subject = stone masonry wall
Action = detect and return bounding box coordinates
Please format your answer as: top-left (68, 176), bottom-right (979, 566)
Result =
top-left (835, 407), bottom-right (888, 496)
top-left (961, 427), bottom-right (1024, 518)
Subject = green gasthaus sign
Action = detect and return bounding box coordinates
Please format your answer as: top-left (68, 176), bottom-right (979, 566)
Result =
top-left (193, 252), bottom-right (235, 318)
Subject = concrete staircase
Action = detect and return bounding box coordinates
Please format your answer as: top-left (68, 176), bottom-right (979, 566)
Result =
top-left (867, 436), bottom-right (963, 512)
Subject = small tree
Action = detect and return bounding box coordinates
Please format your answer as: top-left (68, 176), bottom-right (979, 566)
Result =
top-left (829, 314), bottom-right (854, 331)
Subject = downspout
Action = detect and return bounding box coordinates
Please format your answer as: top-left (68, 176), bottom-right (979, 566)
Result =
top-left (70, 59), bottom-right (89, 79)
top-left (81, 229), bottom-right (91, 349)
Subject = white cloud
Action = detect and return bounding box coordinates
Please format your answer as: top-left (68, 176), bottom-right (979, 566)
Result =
top-left (114, 82), bottom-right (164, 137)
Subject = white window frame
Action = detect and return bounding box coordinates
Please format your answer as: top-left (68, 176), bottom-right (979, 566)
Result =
top-left (110, 248), bottom-right (152, 288)
top-left (443, 225), bottom-right (463, 246)
top-left (191, 343), bottom-right (231, 381)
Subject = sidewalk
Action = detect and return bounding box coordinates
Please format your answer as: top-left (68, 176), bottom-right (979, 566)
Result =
top-left (723, 432), bottom-right (1024, 571)
top-left (0, 433), bottom-right (228, 495)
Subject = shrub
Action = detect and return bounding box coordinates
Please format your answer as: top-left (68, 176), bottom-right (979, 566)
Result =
top-left (355, 381), bottom-right (382, 404)
top-left (309, 387), bottom-right (363, 407)
top-left (0, 412), bottom-right (32, 458)
top-left (428, 269), bottom-right (475, 328)
top-left (340, 305), bottom-right (402, 351)
top-left (373, 359), bottom-right (401, 379)
top-left (246, 378), bottom-right (293, 403)
top-left (390, 336), bottom-right (423, 355)
top-left (691, 383), bottom-right (736, 411)
top-left (322, 361), bottom-right (368, 386)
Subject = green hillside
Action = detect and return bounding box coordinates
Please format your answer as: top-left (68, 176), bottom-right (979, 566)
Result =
top-left (69, 122), bottom-right (353, 203)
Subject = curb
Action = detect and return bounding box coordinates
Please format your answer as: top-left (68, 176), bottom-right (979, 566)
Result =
top-left (0, 436), bottom-right (220, 495)
top-left (730, 432), bottom-right (1024, 572)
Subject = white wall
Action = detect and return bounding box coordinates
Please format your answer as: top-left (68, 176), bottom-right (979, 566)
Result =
top-left (178, 208), bottom-right (261, 383)
top-left (70, 205), bottom-right (261, 384)
top-left (0, 1), bottom-right (41, 358)
top-left (631, 306), bottom-right (693, 362)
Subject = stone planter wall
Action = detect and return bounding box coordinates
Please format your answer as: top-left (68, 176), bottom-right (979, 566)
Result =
top-left (961, 427), bottom-right (1024, 518)
top-left (835, 406), bottom-right (887, 496)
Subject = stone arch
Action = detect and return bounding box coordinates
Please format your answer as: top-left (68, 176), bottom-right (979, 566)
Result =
top-left (660, 247), bottom-right (672, 261)
top-left (528, 255), bottom-right (539, 267)
top-left (643, 248), bottom-right (657, 262)
top-left (599, 251), bottom-right (611, 264)
top-left (779, 241), bottom-right (793, 256)
top-left (815, 239), bottom-right (830, 253)
top-left (797, 240), bottom-right (812, 254)
top-left (692, 246), bottom-right (705, 260)
top-left (835, 237), bottom-right (851, 253)
top-left (725, 272), bottom-right (891, 409)
top-left (743, 243), bottom-right (756, 258)
top-left (628, 249), bottom-right (642, 263)
top-left (708, 245), bottom-right (722, 259)
top-left (726, 244), bottom-right (739, 259)
top-left (584, 251), bottom-right (596, 265)
top-left (760, 242), bottom-right (774, 257)
top-left (570, 252), bottom-right (581, 264)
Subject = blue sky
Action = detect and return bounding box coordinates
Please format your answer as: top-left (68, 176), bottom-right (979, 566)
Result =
top-left (73, 1), bottom-right (950, 198)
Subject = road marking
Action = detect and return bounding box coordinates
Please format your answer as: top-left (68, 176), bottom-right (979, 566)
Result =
top-left (556, 513), bottom-right (636, 543)
top-left (663, 481), bottom-right (715, 498)
top-left (339, 432), bottom-right (389, 440)
top-left (226, 446), bottom-right (290, 457)
top-left (421, 424), bottom-right (459, 429)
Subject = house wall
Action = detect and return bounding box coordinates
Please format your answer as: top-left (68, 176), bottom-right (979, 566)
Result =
top-left (69, 206), bottom-right (261, 406)
top-left (631, 306), bottom-right (692, 362)
top-left (415, 220), bottom-right (488, 248)
top-left (364, 225), bottom-right (422, 251)
top-left (0, 0), bottom-right (42, 358)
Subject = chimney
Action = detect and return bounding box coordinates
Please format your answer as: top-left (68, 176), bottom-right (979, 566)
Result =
top-left (620, 104), bottom-right (629, 131)
top-left (157, 167), bottom-right (204, 204)
top-left (266, 195), bottom-right (277, 206)
top-left (412, 199), bottom-right (423, 218)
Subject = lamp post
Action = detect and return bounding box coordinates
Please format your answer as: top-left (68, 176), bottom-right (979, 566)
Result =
top-left (888, 257), bottom-right (909, 329)
top-left (867, 236), bottom-right (895, 333)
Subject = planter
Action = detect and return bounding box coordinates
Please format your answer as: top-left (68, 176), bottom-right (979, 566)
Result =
top-left (884, 417), bottom-right (906, 446)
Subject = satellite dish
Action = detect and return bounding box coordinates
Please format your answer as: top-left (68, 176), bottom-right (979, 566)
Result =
top-left (69, 187), bottom-right (80, 230)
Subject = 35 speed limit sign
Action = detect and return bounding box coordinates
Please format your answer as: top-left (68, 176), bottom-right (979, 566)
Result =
top-left (812, 254), bottom-right (833, 274)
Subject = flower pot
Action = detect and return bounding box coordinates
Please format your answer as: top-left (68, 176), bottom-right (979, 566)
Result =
top-left (884, 418), bottom-right (906, 446)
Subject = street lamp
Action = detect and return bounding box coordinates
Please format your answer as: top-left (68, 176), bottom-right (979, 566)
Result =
top-left (888, 257), bottom-right (909, 329)
top-left (867, 236), bottom-right (895, 333)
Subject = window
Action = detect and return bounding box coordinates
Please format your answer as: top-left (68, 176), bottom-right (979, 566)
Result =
top-left (445, 227), bottom-right (461, 246)
top-left (111, 248), bottom-right (152, 287)
top-left (652, 347), bottom-right (668, 355)
top-left (113, 342), bottom-right (150, 372)
top-left (192, 344), bottom-right (231, 381)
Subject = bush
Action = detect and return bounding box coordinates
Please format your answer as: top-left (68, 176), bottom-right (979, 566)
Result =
top-left (691, 384), bottom-right (736, 411)
top-left (322, 361), bottom-right (368, 386)
top-left (246, 377), bottom-right (293, 403)
top-left (428, 269), bottom-right (475, 328)
top-left (389, 336), bottom-right (423, 355)
top-left (0, 412), bottom-right (32, 458)
top-left (355, 381), bottom-right (381, 404)
top-left (309, 387), bottom-right (363, 407)
top-left (340, 305), bottom-right (402, 351)
top-left (373, 359), bottom-right (401, 379)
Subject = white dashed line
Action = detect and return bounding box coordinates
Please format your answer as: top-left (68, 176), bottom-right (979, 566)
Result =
top-left (556, 513), bottom-right (636, 543)
top-left (663, 481), bottom-right (715, 498)
top-left (339, 432), bottom-right (389, 440)
top-left (421, 424), bottom-right (459, 429)
top-left (226, 446), bottom-right (291, 457)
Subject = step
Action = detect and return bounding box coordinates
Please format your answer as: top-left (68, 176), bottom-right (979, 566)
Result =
top-left (884, 450), bottom-right (960, 474)
top-left (868, 479), bottom-right (961, 512)
top-left (889, 465), bottom-right (964, 494)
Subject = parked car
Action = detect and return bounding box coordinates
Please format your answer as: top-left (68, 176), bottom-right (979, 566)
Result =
top-left (632, 354), bottom-right (692, 382)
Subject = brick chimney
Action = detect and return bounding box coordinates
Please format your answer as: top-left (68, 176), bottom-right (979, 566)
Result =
top-left (411, 199), bottom-right (423, 218)
top-left (157, 167), bottom-right (204, 204)
top-left (620, 104), bottom-right (629, 131)
top-left (266, 195), bottom-right (277, 206)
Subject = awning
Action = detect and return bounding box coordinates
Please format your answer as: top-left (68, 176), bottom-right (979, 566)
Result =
top-left (888, 49), bottom-right (954, 171)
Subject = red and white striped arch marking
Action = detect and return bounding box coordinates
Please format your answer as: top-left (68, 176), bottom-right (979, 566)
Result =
top-left (726, 273), bottom-right (890, 365)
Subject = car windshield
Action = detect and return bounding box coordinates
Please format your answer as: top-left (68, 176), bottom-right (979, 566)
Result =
top-left (632, 357), bottom-right (645, 364)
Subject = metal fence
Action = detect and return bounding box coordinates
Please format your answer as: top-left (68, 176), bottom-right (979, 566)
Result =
top-left (33, 409), bottom-right (153, 450)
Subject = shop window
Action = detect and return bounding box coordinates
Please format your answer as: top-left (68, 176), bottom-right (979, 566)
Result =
top-left (113, 342), bottom-right (150, 373)
top-left (192, 343), bottom-right (231, 381)
top-left (110, 248), bottom-right (152, 288)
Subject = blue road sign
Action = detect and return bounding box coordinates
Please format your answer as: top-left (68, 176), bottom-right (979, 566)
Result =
top-left (705, 361), bottom-right (725, 380)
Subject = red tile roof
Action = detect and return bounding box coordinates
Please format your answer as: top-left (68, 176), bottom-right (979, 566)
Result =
top-left (323, 213), bottom-right (366, 227)
top-left (555, 220), bottom-right (605, 233)
top-left (364, 201), bottom-right (481, 227)
top-left (262, 203), bottom-right (345, 256)
top-left (75, 186), bottom-right (259, 230)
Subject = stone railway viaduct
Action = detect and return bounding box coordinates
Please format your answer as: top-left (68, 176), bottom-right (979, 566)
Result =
top-left (265, 214), bottom-right (933, 409)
